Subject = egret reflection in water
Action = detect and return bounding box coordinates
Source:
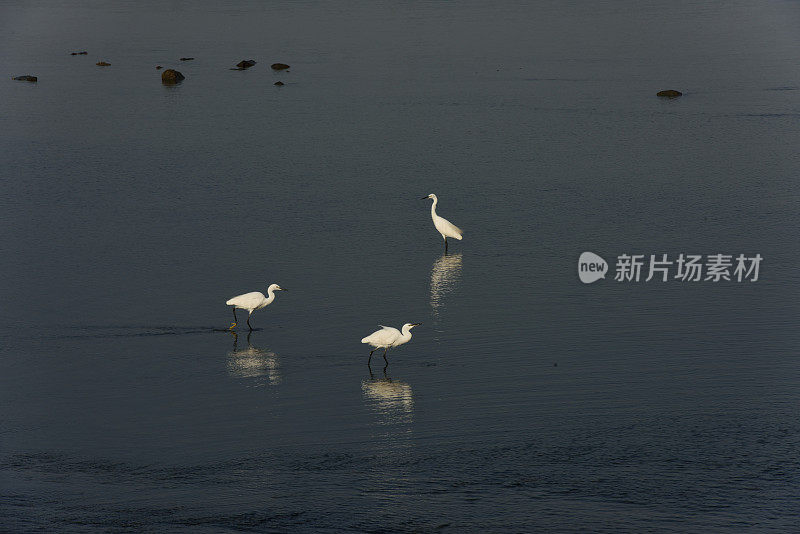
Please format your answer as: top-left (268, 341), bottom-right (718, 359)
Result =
top-left (360, 372), bottom-right (415, 500)
top-left (227, 332), bottom-right (281, 385)
top-left (429, 252), bottom-right (463, 315)
top-left (361, 372), bottom-right (414, 426)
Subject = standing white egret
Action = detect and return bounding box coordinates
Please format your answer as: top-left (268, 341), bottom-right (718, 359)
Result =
top-left (361, 323), bottom-right (422, 367)
top-left (226, 283), bottom-right (287, 331)
top-left (421, 193), bottom-right (463, 252)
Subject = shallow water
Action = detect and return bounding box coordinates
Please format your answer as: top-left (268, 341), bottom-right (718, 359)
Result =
top-left (2, 0), bottom-right (800, 531)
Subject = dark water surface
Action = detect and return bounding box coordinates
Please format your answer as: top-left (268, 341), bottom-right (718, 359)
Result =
top-left (2, 1), bottom-right (800, 531)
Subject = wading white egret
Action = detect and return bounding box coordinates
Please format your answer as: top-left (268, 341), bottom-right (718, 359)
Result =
top-left (226, 283), bottom-right (287, 331)
top-left (422, 193), bottom-right (463, 252)
top-left (361, 323), bottom-right (421, 367)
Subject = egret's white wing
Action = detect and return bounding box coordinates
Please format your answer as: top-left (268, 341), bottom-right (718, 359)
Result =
top-left (226, 291), bottom-right (265, 308)
top-left (434, 216), bottom-right (463, 240)
top-left (449, 221), bottom-right (463, 237)
top-left (443, 218), bottom-right (463, 239)
top-left (362, 326), bottom-right (401, 346)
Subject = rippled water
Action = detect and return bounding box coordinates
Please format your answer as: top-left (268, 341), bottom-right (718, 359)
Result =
top-left (2, 0), bottom-right (800, 531)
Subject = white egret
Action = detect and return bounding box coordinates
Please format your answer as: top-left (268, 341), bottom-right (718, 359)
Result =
top-left (226, 283), bottom-right (287, 331)
top-left (421, 193), bottom-right (463, 252)
top-left (361, 323), bottom-right (422, 367)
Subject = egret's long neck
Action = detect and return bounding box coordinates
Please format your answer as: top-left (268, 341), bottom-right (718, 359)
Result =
top-left (400, 325), bottom-right (413, 342)
top-left (264, 288), bottom-right (276, 305)
top-left (430, 197), bottom-right (438, 219)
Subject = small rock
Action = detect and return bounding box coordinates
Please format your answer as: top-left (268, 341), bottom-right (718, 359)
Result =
top-left (233, 59), bottom-right (256, 70)
top-left (12, 75), bottom-right (37, 82)
top-left (270, 62), bottom-right (290, 70)
top-left (156, 65), bottom-right (163, 69)
top-left (161, 69), bottom-right (185, 84)
top-left (70, 51), bottom-right (88, 55)
top-left (179, 57), bottom-right (194, 61)
top-left (96, 61), bottom-right (111, 66)
top-left (657, 89), bottom-right (682, 98)
top-left (274, 81), bottom-right (284, 86)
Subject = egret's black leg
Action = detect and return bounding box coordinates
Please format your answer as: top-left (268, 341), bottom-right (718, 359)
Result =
top-left (368, 349), bottom-right (375, 366)
top-left (232, 332), bottom-right (238, 351)
top-left (383, 348), bottom-right (389, 367)
top-left (247, 315), bottom-right (253, 331)
top-left (247, 330), bottom-right (252, 345)
top-left (445, 238), bottom-right (448, 253)
top-left (228, 307), bottom-right (238, 330)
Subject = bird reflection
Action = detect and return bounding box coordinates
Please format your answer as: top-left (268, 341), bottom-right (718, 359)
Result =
top-left (227, 331), bottom-right (280, 385)
top-left (429, 252), bottom-right (462, 315)
top-left (360, 371), bottom-right (415, 499)
top-left (361, 371), bottom-right (414, 426)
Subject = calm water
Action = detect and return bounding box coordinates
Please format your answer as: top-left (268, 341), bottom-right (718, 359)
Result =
top-left (2, 1), bottom-right (800, 531)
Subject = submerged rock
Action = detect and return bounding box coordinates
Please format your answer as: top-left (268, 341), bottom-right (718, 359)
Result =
top-left (270, 62), bottom-right (290, 70)
top-left (179, 57), bottom-right (194, 61)
top-left (96, 61), bottom-right (111, 66)
top-left (161, 69), bottom-right (185, 84)
top-left (156, 65), bottom-right (163, 69)
top-left (274, 81), bottom-right (284, 86)
top-left (657, 89), bottom-right (682, 98)
top-left (70, 51), bottom-right (88, 55)
top-left (12, 75), bottom-right (37, 82)
top-left (232, 59), bottom-right (256, 70)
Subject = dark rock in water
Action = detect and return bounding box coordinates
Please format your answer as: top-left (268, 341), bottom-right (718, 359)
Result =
top-left (271, 62), bottom-right (290, 70)
top-left (233, 60), bottom-right (256, 70)
top-left (274, 81), bottom-right (284, 86)
top-left (657, 89), bottom-right (682, 98)
top-left (179, 57), bottom-right (194, 61)
top-left (161, 69), bottom-right (185, 84)
top-left (12, 75), bottom-right (37, 82)
top-left (96, 61), bottom-right (111, 66)
top-left (70, 51), bottom-right (88, 55)
top-left (156, 65), bottom-right (163, 69)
